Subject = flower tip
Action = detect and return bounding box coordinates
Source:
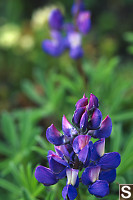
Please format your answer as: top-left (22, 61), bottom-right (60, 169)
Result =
top-left (83, 93), bottom-right (86, 98)
top-left (35, 165), bottom-right (58, 186)
top-left (46, 123), bottom-right (64, 146)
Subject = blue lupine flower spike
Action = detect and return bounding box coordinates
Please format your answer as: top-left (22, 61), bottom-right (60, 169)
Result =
top-left (35, 93), bottom-right (121, 200)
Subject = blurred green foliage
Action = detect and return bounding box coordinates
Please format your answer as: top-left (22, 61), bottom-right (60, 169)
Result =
top-left (0, 0), bottom-right (133, 200)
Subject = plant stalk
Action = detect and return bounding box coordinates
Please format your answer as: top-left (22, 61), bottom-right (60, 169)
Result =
top-left (74, 0), bottom-right (88, 87)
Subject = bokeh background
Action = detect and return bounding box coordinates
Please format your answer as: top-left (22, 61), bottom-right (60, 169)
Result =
top-left (0, 0), bottom-right (133, 199)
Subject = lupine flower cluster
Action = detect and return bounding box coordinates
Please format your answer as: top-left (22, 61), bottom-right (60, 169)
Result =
top-left (42, 1), bottom-right (91, 59)
top-left (35, 93), bottom-right (121, 200)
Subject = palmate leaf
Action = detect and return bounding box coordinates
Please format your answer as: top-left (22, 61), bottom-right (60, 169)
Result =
top-left (2, 163), bottom-right (45, 200)
top-left (0, 110), bottom-right (41, 176)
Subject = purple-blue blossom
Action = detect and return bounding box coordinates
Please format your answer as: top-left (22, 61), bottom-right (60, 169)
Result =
top-left (67, 31), bottom-right (84, 59)
top-left (49, 9), bottom-right (64, 30)
top-left (42, 30), bottom-right (66, 56)
top-left (35, 93), bottom-right (121, 200)
top-left (77, 11), bottom-right (91, 34)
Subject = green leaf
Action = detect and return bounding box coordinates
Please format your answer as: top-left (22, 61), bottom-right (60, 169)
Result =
top-left (0, 141), bottom-right (12, 155)
top-left (111, 110), bottom-right (133, 122)
top-left (33, 184), bottom-right (45, 197)
top-left (22, 80), bottom-right (44, 105)
top-left (123, 32), bottom-right (133, 43)
top-left (0, 178), bottom-right (19, 194)
top-left (1, 112), bottom-right (18, 148)
top-left (21, 187), bottom-right (35, 200)
top-left (19, 111), bottom-right (33, 148)
top-left (110, 124), bottom-right (122, 152)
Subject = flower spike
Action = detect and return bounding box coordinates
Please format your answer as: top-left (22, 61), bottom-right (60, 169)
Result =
top-left (35, 93), bottom-right (121, 200)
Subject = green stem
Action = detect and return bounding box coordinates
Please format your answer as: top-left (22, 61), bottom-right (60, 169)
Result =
top-left (77, 187), bottom-right (81, 200)
top-left (74, 0), bottom-right (88, 88)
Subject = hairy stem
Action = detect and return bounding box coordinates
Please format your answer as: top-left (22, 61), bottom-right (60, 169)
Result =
top-left (74, 0), bottom-right (88, 87)
top-left (74, 0), bottom-right (81, 30)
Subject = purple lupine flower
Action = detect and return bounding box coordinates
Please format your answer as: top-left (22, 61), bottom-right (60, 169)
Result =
top-left (42, 31), bottom-right (66, 56)
top-left (49, 9), bottom-right (64, 30)
top-left (67, 31), bottom-right (84, 59)
top-left (77, 11), bottom-right (91, 34)
top-left (35, 93), bottom-right (121, 200)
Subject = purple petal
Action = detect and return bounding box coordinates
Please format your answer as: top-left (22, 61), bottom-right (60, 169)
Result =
top-left (89, 140), bottom-right (93, 150)
top-left (55, 145), bottom-right (70, 159)
top-left (88, 93), bottom-right (99, 110)
top-left (42, 39), bottom-right (65, 57)
top-left (99, 169), bottom-right (116, 183)
top-left (68, 32), bottom-right (82, 48)
top-left (80, 110), bottom-right (88, 131)
top-left (72, 107), bottom-right (86, 126)
top-left (63, 23), bottom-right (75, 33)
top-left (62, 185), bottom-right (78, 200)
top-left (46, 124), bottom-right (64, 146)
top-left (62, 115), bottom-right (77, 137)
top-left (93, 115), bottom-right (112, 138)
top-left (78, 145), bottom-right (90, 164)
top-left (47, 150), bottom-right (56, 162)
top-left (75, 97), bottom-right (88, 109)
top-left (49, 154), bottom-right (68, 174)
top-left (77, 11), bottom-right (91, 34)
top-left (54, 146), bottom-right (64, 158)
top-left (62, 185), bottom-right (68, 200)
top-left (73, 135), bottom-right (91, 154)
top-left (50, 30), bottom-right (62, 40)
top-left (49, 9), bottom-right (64, 30)
top-left (82, 166), bottom-right (101, 185)
top-left (88, 180), bottom-right (109, 198)
top-left (74, 176), bottom-right (79, 188)
top-left (70, 47), bottom-right (84, 59)
top-left (88, 109), bottom-right (102, 130)
top-left (91, 138), bottom-right (105, 161)
top-left (98, 152), bottom-right (121, 170)
top-left (56, 168), bottom-right (66, 179)
top-left (35, 165), bottom-right (58, 186)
